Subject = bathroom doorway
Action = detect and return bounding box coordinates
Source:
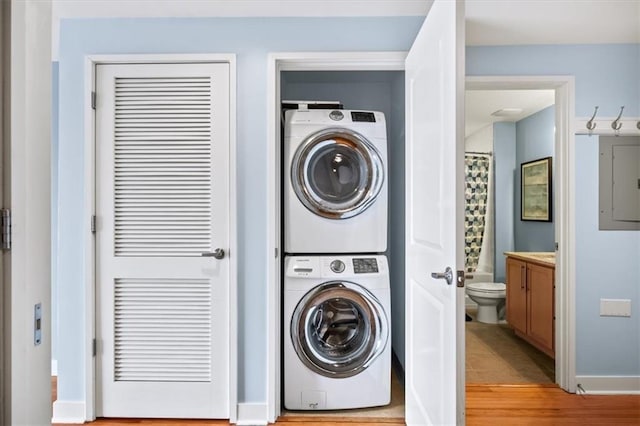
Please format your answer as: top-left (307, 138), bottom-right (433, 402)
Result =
top-left (464, 86), bottom-right (559, 385)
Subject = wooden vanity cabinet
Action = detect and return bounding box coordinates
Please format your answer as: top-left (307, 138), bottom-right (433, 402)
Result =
top-left (505, 255), bottom-right (555, 358)
top-left (506, 258), bottom-right (527, 335)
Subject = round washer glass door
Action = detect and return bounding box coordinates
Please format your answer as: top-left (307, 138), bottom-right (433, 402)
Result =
top-left (291, 128), bottom-right (384, 219)
top-left (291, 281), bottom-right (389, 378)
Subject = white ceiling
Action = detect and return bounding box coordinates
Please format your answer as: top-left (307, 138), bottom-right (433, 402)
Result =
top-left (51, 0), bottom-right (638, 135)
top-left (465, 0), bottom-right (640, 46)
top-left (465, 89), bottom-right (555, 137)
top-left (52, 0), bottom-right (640, 57)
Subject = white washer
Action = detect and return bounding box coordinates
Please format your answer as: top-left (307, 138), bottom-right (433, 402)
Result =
top-left (284, 109), bottom-right (388, 253)
top-left (284, 255), bottom-right (391, 410)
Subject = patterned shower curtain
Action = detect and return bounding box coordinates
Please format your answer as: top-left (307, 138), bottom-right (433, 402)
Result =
top-left (464, 153), bottom-right (491, 273)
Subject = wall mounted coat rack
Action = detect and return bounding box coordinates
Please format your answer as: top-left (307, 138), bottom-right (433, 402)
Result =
top-left (576, 105), bottom-right (640, 136)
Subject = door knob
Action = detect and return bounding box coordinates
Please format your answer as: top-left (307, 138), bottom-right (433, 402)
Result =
top-left (431, 267), bottom-right (453, 285)
top-left (202, 248), bottom-right (225, 259)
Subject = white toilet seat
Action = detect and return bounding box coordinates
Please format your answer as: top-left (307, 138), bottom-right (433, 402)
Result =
top-left (466, 282), bottom-right (505, 298)
top-left (467, 282), bottom-right (505, 291)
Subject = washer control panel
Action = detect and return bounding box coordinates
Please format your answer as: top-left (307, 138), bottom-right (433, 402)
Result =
top-left (352, 258), bottom-right (379, 274)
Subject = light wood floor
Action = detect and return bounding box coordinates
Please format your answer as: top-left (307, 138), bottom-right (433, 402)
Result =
top-left (53, 379), bottom-right (640, 425)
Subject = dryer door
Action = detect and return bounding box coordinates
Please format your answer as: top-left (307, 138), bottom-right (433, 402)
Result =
top-left (291, 128), bottom-right (384, 219)
top-left (291, 281), bottom-right (389, 378)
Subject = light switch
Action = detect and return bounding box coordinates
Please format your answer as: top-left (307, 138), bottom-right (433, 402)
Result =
top-left (600, 299), bottom-right (632, 317)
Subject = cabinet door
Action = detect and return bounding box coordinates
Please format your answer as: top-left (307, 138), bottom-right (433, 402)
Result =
top-left (527, 263), bottom-right (555, 357)
top-left (506, 258), bottom-right (527, 335)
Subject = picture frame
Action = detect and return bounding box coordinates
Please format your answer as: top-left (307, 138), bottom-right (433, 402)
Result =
top-left (521, 156), bottom-right (552, 222)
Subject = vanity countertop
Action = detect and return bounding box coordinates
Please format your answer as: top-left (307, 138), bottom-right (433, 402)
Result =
top-left (504, 251), bottom-right (556, 267)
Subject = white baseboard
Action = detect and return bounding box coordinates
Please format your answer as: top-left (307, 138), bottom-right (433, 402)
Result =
top-left (52, 400), bottom-right (86, 424)
top-left (236, 403), bottom-right (268, 425)
top-left (51, 359), bottom-right (58, 376)
top-left (576, 375), bottom-right (640, 394)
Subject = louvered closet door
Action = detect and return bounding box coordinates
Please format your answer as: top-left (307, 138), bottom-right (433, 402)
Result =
top-left (95, 62), bottom-right (230, 418)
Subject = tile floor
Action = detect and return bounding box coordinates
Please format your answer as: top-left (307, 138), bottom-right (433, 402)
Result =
top-left (465, 308), bottom-right (555, 384)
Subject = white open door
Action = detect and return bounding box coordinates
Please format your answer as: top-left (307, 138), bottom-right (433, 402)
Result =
top-left (405, 0), bottom-right (465, 425)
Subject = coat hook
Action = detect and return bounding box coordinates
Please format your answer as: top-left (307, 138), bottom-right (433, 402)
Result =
top-left (586, 106), bottom-right (599, 131)
top-left (611, 106), bottom-right (624, 131)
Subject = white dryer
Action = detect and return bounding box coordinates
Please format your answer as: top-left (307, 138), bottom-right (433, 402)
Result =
top-left (284, 255), bottom-right (391, 410)
top-left (284, 109), bottom-right (388, 253)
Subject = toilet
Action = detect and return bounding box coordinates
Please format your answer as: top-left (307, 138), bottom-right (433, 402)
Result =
top-left (466, 282), bottom-right (506, 324)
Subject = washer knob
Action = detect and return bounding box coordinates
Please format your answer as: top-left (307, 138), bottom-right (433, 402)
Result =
top-left (329, 110), bottom-right (344, 121)
top-left (330, 260), bottom-right (345, 273)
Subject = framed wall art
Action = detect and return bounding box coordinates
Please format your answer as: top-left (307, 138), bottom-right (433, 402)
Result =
top-left (521, 156), bottom-right (552, 222)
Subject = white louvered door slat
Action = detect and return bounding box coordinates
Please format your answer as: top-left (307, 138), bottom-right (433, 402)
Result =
top-left (96, 63), bottom-right (230, 419)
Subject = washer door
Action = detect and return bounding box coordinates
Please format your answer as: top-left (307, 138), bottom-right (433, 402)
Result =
top-left (291, 128), bottom-right (384, 219)
top-left (291, 281), bottom-right (389, 378)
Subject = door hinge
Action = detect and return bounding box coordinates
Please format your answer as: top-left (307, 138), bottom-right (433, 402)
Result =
top-left (92, 338), bottom-right (97, 357)
top-left (91, 91), bottom-right (96, 110)
top-left (91, 215), bottom-right (96, 233)
top-left (456, 270), bottom-right (465, 288)
top-left (1, 208), bottom-right (11, 250)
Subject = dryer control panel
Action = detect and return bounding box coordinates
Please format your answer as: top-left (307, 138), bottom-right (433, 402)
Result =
top-left (352, 258), bottom-right (379, 274)
top-left (351, 111), bottom-right (376, 122)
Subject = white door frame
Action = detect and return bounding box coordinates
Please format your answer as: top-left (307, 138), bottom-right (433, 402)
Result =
top-left (5, 0), bottom-right (52, 425)
top-left (466, 76), bottom-right (577, 393)
top-left (0, 0), bottom-right (7, 419)
top-left (267, 61), bottom-right (577, 421)
top-left (81, 54), bottom-right (238, 422)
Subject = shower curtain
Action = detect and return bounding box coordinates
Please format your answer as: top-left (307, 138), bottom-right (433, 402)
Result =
top-left (464, 153), bottom-right (492, 273)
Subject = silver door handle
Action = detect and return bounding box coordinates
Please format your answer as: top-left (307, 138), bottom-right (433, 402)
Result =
top-left (202, 248), bottom-right (225, 259)
top-left (431, 267), bottom-right (453, 285)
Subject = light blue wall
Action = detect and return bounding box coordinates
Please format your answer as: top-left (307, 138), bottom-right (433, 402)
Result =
top-left (281, 71), bottom-right (397, 112)
top-left (469, 44), bottom-right (640, 376)
top-left (56, 17), bottom-right (423, 404)
top-left (493, 122), bottom-right (516, 283)
top-left (514, 106), bottom-right (555, 252)
top-left (575, 135), bottom-right (640, 375)
top-left (388, 72), bottom-right (406, 371)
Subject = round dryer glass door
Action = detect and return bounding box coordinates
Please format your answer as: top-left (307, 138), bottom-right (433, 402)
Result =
top-left (291, 281), bottom-right (389, 378)
top-left (291, 128), bottom-right (384, 219)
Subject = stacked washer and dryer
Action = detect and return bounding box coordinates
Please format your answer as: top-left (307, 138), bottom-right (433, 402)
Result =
top-left (283, 107), bottom-right (392, 411)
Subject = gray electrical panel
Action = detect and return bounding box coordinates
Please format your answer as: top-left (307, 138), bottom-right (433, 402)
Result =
top-left (599, 136), bottom-right (640, 230)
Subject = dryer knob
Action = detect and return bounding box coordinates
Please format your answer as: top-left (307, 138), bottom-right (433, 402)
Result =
top-left (330, 260), bottom-right (345, 273)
